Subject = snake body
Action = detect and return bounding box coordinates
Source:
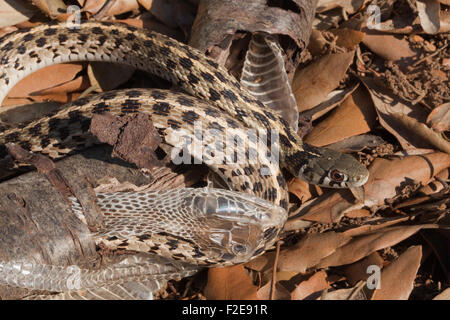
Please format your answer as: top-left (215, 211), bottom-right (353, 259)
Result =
top-left (0, 22), bottom-right (369, 270)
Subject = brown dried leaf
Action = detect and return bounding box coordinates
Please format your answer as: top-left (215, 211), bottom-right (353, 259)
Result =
top-left (5, 63), bottom-right (83, 98)
top-left (418, 168), bottom-right (449, 195)
top-left (316, 225), bottom-right (435, 268)
top-left (278, 232), bottom-right (351, 273)
top-left (433, 287), bottom-right (450, 300)
top-left (300, 84), bottom-right (359, 122)
top-left (293, 51), bottom-right (355, 111)
top-left (417, 0), bottom-right (440, 34)
top-left (287, 178), bottom-right (312, 202)
top-left (343, 216), bottom-right (410, 238)
top-left (308, 29), bottom-right (328, 56)
top-left (427, 102), bottom-right (450, 132)
top-left (137, 0), bottom-right (153, 10)
top-left (289, 190), bottom-right (355, 224)
top-left (361, 33), bottom-right (417, 63)
top-left (81, 0), bottom-right (140, 16)
top-left (204, 265), bottom-right (259, 300)
top-left (0, 0), bottom-right (36, 28)
top-left (330, 28), bottom-right (365, 50)
top-left (345, 208), bottom-right (371, 218)
top-left (256, 281), bottom-right (291, 300)
top-left (304, 86), bottom-right (376, 146)
top-left (364, 152), bottom-right (450, 207)
top-left (3, 64), bottom-right (86, 106)
top-left (341, 252), bottom-right (384, 285)
top-left (372, 246), bottom-right (422, 300)
top-left (244, 252), bottom-right (275, 272)
top-left (320, 282), bottom-right (367, 300)
top-left (32, 0), bottom-right (66, 18)
top-left (389, 112), bottom-right (450, 154)
top-left (291, 270), bottom-right (329, 300)
top-left (316, 0), bottom-right (366, 14)
top-left (361, 77), bottom-right (431, 151)
top-left (87, 62), bottom-right (135, 92)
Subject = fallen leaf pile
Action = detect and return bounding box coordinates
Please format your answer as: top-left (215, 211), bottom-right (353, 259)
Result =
top-left (0, 0), bottom-right (448, 300)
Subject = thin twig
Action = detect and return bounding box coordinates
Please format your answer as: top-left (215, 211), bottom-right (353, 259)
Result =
top-left (270, 241), bottom-right (282, 300)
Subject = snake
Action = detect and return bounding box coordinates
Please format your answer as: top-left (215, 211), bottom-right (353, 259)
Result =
top-left (0, 21), bottom-right (369, 288)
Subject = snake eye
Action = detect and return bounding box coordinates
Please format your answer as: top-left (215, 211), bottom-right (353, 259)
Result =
top-left (329, 169), bottom-right (345, 182)
top-left (232, 244), bottom-right (247, 255)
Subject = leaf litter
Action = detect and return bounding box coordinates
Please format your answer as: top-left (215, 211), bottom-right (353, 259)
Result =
top-left (0, 0), bottom-right (448, 300)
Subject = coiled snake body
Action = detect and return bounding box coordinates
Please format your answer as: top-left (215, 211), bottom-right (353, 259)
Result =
top-left (0, 22), bottom-right (369, 275)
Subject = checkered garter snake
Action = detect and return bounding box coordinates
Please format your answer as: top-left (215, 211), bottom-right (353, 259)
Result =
top-left (0, 21), bottom-right (368, 294)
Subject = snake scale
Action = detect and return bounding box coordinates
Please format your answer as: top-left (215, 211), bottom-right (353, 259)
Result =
top-left (0, 21), bottom-right (369, 279)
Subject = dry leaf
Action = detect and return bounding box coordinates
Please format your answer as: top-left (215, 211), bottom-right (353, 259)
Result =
top-left (330, 28), bottom-right (365, 50)
top-left (361, 33), bottom-right (417, 66)
top-left (372, 246), bottom-right (422, 300)
top-left (345, 209), bottom-right (371, 218)
top-left (319, 282), bottom-right (367, 300)
top-left (137, 0), bottom-right (154, 10)
top-left (316, 225), bottom-right (435, 268)
top-left (0, 0), bottom-right (36, 28)
top-left (364, 152), bottom-right (450, 207)
top-left (426, 102), bottom-right (450, 132)
top-left (278, 232), bottom-right (351, 273)
top-left (287, 178), bottom-right (312, 202)
top-left (300, 84), bottom-right (359, 121)
top-left (82, 0), bottom-right (140, 16)
top-left (308, 29), bottom-right (328, 56)
top-left (32, 0), bottom-right (66, 18)
top-left (289, 190), bottom-right (355, 224)
top-left (433, 287), bottom-right (450, 300)
top-left (291, 270), bottom-right (329, 300)
top-left (304, 86), bottom-right (376, 146)
top-left (292, 51), bottom-right (355, 111)
top-left (3, 64), bottom-right (87, 106)
top-left (416, 0), bottom-right (440, 34)
top-left (256, 281), bottom-right (291, 300)
top-left (343, 216), bottom-right (410, 238)
top-left (341, 252), bottom-right (384, 285)
top-left (418, 168), bottom-right (449, 195)
top-left (389, 112), bottom-right (450, 154)
top-left (361, 77), bottom-right (431, 151)
top-left (204, 265), bottom-right (259, 300)
top-left (316, 0), bottom-right (366, 14)
top-left (87, 62), bottom-right (135, 92)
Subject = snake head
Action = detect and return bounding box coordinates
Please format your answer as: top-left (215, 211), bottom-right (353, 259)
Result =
top-left (193, 189), bottom-right (287, 265)
top-left (288, 145), bottom-right (369, 188)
